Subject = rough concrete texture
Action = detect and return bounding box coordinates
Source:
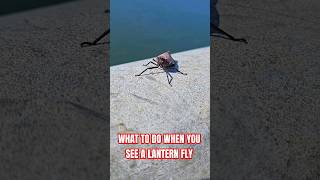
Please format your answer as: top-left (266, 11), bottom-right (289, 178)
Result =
top-left (0, 0), bottom-right (109, 179)
top-left (211, 0), bottom-right (320, 179)
top-left (111, 47), bottom-right (210, 179)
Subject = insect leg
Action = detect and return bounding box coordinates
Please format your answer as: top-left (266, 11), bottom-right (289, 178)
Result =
top-left (92, 29), bottom-right (110, 44)
top-left (135, 66), bottom-right (158, 76)
top-left (165, 71), bottom-right (173, 86)
top-left (174, 68), bottom-right (187, 75)
top-left (166, 72), bottom-right (170, 84)
top-left (81, 29), bottom-right (110, 47)
top-left (143, 61), bottom-right (157, 66)
top-left (211, 23), bottom-right (248, 44)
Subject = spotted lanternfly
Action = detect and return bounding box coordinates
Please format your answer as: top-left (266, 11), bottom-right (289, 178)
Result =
top-left (135, 51), bottom-right (187, 86)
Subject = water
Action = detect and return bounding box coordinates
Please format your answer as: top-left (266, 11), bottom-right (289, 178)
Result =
top-left (110, 0), bottom-right (209, 66)
top-left (0, 0), bottom-right (75, 15)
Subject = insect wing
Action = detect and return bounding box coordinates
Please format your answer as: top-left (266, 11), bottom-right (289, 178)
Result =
top-left (158, 51), bottom-right (175, 64)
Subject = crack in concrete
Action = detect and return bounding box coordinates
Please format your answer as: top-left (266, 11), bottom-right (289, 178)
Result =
top-left (130, 93), bottom-right (159, 105)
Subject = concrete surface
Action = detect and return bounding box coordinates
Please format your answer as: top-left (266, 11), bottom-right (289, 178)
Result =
top-left (0, 0), bottom-right (109, 179)
top-left (211, 0), bottom-right (320, 179)
top-left (110, 47), bottom-right (210, 179)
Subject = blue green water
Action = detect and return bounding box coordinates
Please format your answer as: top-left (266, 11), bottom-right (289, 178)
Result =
top-left (110, 0), bottom-right (209, 65)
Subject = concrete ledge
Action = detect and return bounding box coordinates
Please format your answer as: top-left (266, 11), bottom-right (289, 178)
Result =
top-left (110, 47), bottom-right (210, 179)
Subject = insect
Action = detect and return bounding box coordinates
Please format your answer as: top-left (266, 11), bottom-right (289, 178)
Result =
top-left (135, 51), bottom-right (187, 86)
